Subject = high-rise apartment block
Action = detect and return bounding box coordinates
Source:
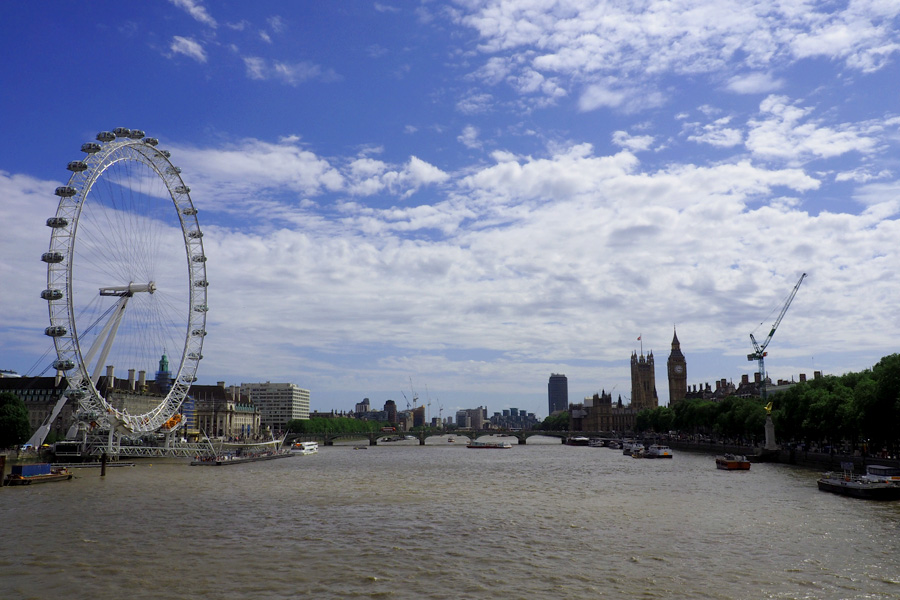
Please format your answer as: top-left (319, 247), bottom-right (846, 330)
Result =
top-left (548, 373), bottom-right (569, 414)
top-left (240, 382), bottom-right (310, 432)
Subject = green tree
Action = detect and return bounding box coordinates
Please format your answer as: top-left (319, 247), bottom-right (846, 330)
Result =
top-left (636, 406), bottom-right (675, 433)
top-left (538, 412), bottom-right (569, 431)
top-left (0, 392), bottom-right (31, 448)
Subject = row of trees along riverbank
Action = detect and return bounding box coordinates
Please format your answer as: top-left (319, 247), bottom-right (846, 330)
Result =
top-left (635, 353), bottom-right (900, 457)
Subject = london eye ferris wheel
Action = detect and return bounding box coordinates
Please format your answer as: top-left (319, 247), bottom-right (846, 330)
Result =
top-left (40, 128), bottom-right (207, 446)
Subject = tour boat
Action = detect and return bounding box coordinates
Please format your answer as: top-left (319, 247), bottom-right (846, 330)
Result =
top-left (190, 448), bottom-right (293, 466)
top-left (4, 463), bottom-right (73, 485)
top-left (466, 440), bottom-right (513, 449)
top-left (716, 453), bottom-right (751, 470)
top-left (630, 443), bottom-right (646, 458)
top-left (645, 444), bottom-right (673, 458)
top-left (817, 463), bottom-right (900, 500)
top-left (566, 436), bottom-right (590, 446)
top-left (191, 437), bottom-right (294, 466)
top-left (291, 441), bottom-right (319, 455)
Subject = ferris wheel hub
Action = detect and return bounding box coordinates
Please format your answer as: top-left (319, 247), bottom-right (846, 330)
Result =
top-left (99, 282), bottom-right (157, 296)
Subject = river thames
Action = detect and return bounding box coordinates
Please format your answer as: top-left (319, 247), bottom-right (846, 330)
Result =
top-left (2, 438), bottom-right (899, 599)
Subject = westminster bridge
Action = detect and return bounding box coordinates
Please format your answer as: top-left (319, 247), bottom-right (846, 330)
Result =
top-left (287, 430), bottom-right (619, 446)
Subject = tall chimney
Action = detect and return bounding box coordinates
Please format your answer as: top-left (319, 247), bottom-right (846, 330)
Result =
top-left (128, 369), bottom-right (136, 390)
top-left (106, 365), bottom-right (114, 387)
top-left (138, 370), bottom-right (146, 389)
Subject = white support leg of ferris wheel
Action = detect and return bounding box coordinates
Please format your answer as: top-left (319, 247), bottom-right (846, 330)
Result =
top-left (83, 293), bottom-right (131, 387)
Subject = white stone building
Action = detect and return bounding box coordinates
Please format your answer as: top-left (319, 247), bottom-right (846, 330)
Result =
top-left (240, 382), bottom-right (310, 432)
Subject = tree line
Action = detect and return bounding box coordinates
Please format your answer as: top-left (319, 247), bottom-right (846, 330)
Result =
top-left (286, 416), bottom-right (389, 434)
top-left (640, 353), bottom-right (900, 454)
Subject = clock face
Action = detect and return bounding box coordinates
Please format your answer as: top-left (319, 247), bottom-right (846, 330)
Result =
top-left (674, 365), bottom-right (683, 374)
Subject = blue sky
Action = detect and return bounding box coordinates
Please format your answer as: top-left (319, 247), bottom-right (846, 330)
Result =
top-left (2, 1), bottom-right (900, 421)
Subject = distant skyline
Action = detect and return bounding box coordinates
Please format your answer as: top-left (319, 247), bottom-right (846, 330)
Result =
top-left (2, 1), bottom-right (900, 420)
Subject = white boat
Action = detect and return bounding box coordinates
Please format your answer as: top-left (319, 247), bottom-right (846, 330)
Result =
top-left (467, 440), bottom-right (513, 449)
top-left (631, 443), bottom-right (646, 458)
top-left (646, 444), bottom-right (673, 458)
top-left (566, 436), bottom-right (590, 446)
top-left (291, 441), bottom-right (319, 455)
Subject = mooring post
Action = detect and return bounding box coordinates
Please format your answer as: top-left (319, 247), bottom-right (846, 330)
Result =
top-left (0, 455), bottom-right (6, 487)
top-left (100, 451), bottom-right (107, 477)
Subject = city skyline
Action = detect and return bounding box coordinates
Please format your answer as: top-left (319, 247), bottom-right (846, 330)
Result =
top-left (2, 2), bottom-right (900, 420)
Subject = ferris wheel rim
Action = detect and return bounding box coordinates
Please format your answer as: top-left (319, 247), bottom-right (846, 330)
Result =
top-left (42, 129), bottom-right (207, 435)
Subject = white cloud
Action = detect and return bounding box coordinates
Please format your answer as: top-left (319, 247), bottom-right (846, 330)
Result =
top-left (241, 57), bottom-right (336, 85)
top-left (579, 83), bottom-right (665, 113)
top-left (685, 117), bottom-right (744, 148)
top-left (612, 131), bottom-right (654, 152)
top-left (170, 36), bottom-right (207, 63)
top-left (456, 92), bottom-right (494, 115)
top-left (455, 1), bottom-right (900, 108)
top-left (458, 125), bottom-right (482, 149)
top-left (746, 95), bottom-right (881, 163)
top-left (267, 16), bottom-right (286, 33)
top-left (726, 72), bottom-right (784, 94)
top-left (169, 0), bottom-right (217, 28)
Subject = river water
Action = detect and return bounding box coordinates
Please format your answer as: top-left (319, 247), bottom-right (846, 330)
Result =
top-left (2, 437), bottom-right (899, 600)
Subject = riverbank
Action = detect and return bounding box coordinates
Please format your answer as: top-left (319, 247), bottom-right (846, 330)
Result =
top-left (666, 439), bottom-right (900, 471)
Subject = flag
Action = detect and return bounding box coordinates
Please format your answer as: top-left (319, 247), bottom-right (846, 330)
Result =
top-left (637, 335), bottom-right (641, 341)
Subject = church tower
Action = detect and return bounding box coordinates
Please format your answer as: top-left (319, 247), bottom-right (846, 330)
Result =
top-left (630, 350), bottom-right (658, 412)
top-left (667, 329), bottom-right (687, 406)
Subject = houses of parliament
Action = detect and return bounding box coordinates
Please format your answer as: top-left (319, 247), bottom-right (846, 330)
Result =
top-left (566, 329), bottom-right (687, 432)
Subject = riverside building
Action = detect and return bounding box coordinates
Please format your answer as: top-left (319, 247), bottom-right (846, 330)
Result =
top-left (548, 373), bottom-right (568, 414)
top-left (241, 382), bottom-right (310, 433)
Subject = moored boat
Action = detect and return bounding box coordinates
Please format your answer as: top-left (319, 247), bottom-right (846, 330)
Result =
top-left (191, 448), bottom-right (293, 466)
top-left (817, 463), bottom-right (900, 500)
top-left (646, 444), bottom-right (673, 458)
top-left (291, 441), bottom-right (319, 455)
top-left (631, 443), bottom-right (646, 458)
top-left (566, 436), bottom-right (590, 446)
top-left (4, 463), bottom-right (73, 485)
top-left (467, 440), bottom-right (513, 449)
top-left (716, 453), bottom-right (751, 470)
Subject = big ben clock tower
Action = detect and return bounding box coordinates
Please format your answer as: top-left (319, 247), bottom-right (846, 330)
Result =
top-left (667, 329), bottom-right (687, 406)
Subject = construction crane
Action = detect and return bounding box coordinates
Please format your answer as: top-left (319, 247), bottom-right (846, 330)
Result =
top-left (748, 273), bottom-right (807, 401)
top-left (408, 377), bottom-right (418, 410)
